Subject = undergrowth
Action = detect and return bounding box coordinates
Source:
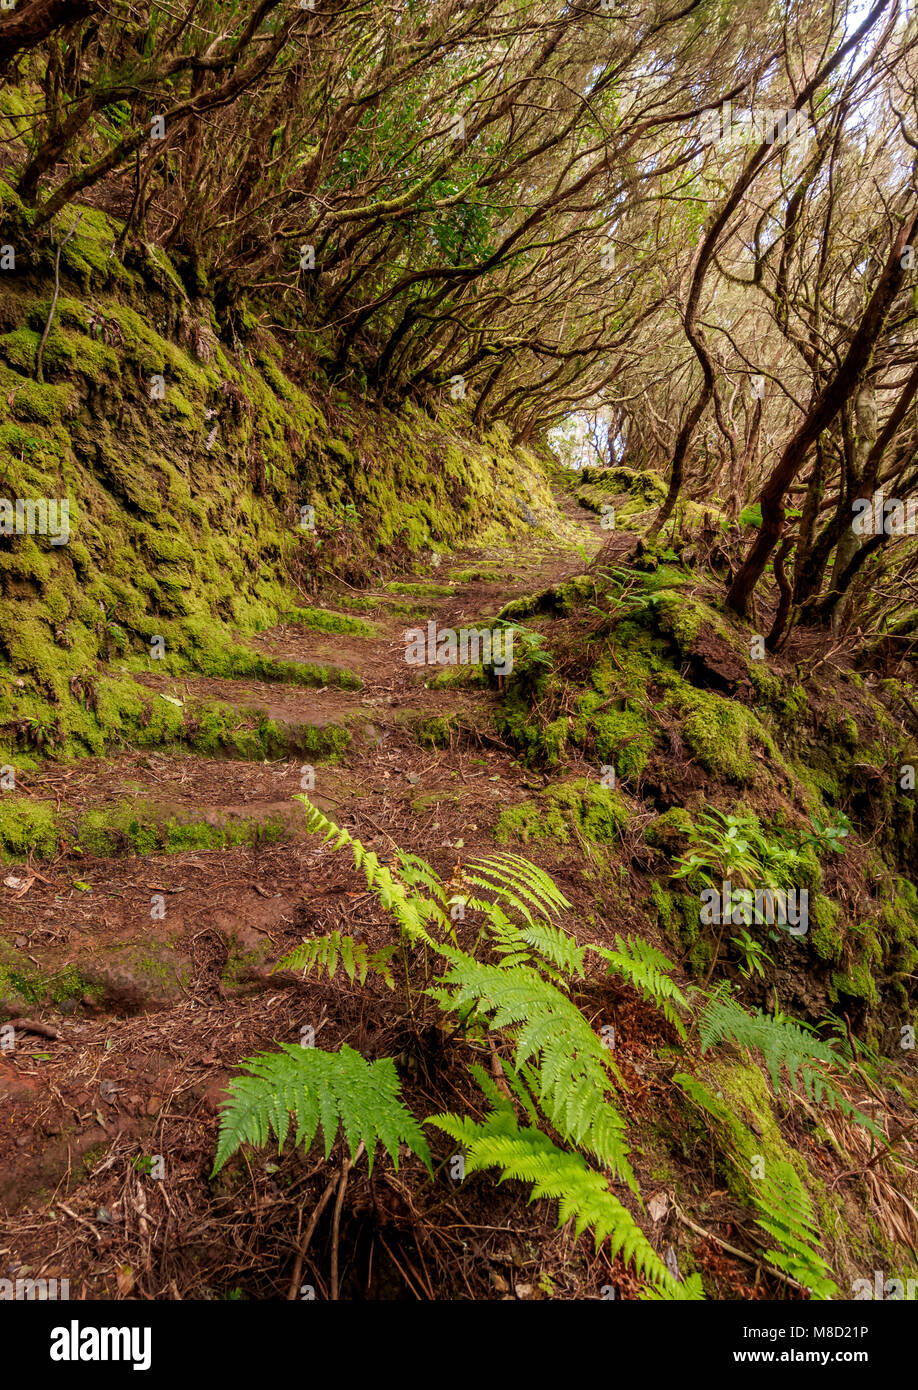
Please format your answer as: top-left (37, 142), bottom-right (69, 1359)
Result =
top-left (210, 799), bottom-right (892, 1299)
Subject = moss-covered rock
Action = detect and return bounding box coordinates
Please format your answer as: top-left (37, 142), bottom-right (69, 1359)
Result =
top-left (674, 685), bottom-right (772, 784)
top-left (0, 796), bottom-right (60, 859)
top-left (645, 807), bottom-right (696, 852)
top-left (496, 777), bottom-right (628, 847)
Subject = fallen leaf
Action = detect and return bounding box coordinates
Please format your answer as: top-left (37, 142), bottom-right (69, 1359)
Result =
top-left (648, 1191), bottom-right (670, 1223)
top-left (116, 1264), bottom-right (135, 1295)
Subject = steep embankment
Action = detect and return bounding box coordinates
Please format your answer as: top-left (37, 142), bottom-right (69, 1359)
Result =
top-left (0, 188), bottom-right (561, 766)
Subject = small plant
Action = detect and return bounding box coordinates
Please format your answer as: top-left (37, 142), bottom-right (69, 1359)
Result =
top-left (671, 808), bottom-right (809, 890)
top-left (696, 984), bottom-right (879, 1132)
top-left (671, 809), bottom-right (764, 888)
top-left (803, 812), bottom-right (850, 856)
top-left (729, 929), bottom-right (774, 980)
top-left (497, 621), bottom-right (554, 669)
top-left (213, 799), bottom-right (697, 1300)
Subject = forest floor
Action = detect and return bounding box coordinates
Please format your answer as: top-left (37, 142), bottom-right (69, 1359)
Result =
top-left (3, 488), bottom-right (679, 1300)
top-left (4, 475), bottom-right (912, 1303)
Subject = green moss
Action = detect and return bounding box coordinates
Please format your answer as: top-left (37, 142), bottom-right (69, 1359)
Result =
top-left (0, 797), bottom-right (60, 859)
top-left (428, 663), bottom-right (486, 689)
top-left (449, 567), bottom-right (501, 583)
top-left (780, 685), bottom-right (809, 723)
top-left (830, 958), bottom-right (879, 1008)
top-left (416, 714), bottom-right (460, 747)
top-left (2, 374), bottom-right (75, 425)
top-left (496, 778), bottom-right (628, 847)
top-left (675, 1063), bottom-right (826, 1238)
top-left (645, 807), bottom-right (696, 851)
top-left (748, 664), bottom-right (783, 703)
top-left (0, 324), bottom-right (121, 378)
top-left (385, 581), bottom-right (455, 597)
top-left (286, 606), bottom-right (377, 637)
top-left (837, 711), bottom-right (859, 745)
top-left (651, 590), bottom-right (728, 651)
top-left (0, 936), bottom-right (94, 1010)
top-left (648, 879), bottom-right (675, 930)
top-left (573, 698), bottom-right (655, 778)
top-left (0, 237), bottom-right (563, 770)
top-left (497, 574), bottom-right (595, 621)
top-left (676, 686), bottom-right (771, 783)
top-left (810, 894), bottom-right (844, 962)
top-left (76, 802), bottom-right (290, 857)
top-left (575, 466), bottom-right (667, 520)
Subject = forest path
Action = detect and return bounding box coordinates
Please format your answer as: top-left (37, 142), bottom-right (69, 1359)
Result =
top-left (0, 488), bottom-right (603, 1295)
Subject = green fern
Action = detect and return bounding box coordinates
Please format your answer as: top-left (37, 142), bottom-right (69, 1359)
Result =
top-left (429, 945), bottom-right (635, 1187)
top-left (428, 1100), bottom-right (694, 1299)
top-left (480, 901), bottom-right (588, 980)
top-left (273, 931), bottom-right (398, 988)
top-left (592, 935), bottom-right (688, 1036)
top-left (698, 987), bottom-right (879, 1132)
top-left (463, 851), bottom-right (572, 927)
top-left (748, 1158), bottom-right (838, 1299)
top-left (296, 796), bottom-right (448, 945)
top-left (675, 1073), bottom-right (838, 1298)
top-left (215, 799), bottom-right (705, 1300)
top-left (396, 851), bottom-right (451, 907)
top-left (212, 1043), bottom-right (431, 1176)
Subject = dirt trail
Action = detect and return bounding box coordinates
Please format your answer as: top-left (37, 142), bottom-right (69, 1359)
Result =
top-left (0, 494), bottom-right (602, 1296)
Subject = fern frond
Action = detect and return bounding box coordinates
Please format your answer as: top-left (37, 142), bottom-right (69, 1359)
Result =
top-left (640, 1273), bottom-right (705, 1300)
top-left (514, 917), bottom-right (587, 978)
top-left (273, 932), bottom-right (397, 988)
top-left (592, 935), bottom-right (687, 1036)
top-left (212, 1043), bottom-right (431, 1177)
top-left (744, 1159), bottom-right (839, 1299)
top-left (295, 795), bottom-right (446, 946)
top-left (674, 1073), bottom-right (839, 1299)
top-left (476, 902), bottom-right (586, 980)
top-left (396, 851), bottom-right (450, 906)
top-left (480, 903), bottom-right (535, 969)
top-left (427, 1108), bottom-right (685, 1297)
top-left (698, 987), bottom-right (879, 1132)
top-left (464, 851), bottom-right (571, 925)
top-left (430, 947), bottom-right (635, 1187)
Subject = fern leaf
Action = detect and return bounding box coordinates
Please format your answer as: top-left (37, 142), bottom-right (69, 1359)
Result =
top-left (464, 851), bottom-right (571, 924)
top-left (273, 932), bottom-right (397, 989)
top-left (675, 1072), bottom-right (839, 1299)
top-left (745, 1159), bottom-right (839, 1299)
top-left (430, 947), bottom-right (635, 1187)
top-left (698, 987), bottom-right (879, 1133)
top-left (427, 1110), bottom-right (685, 1297)
top-left (397, 852), bottom-right (450, 906)
top-left (592, 935), bottom-right (687, 1036)
top-left (212, 1043), bottom-right (431, 1176)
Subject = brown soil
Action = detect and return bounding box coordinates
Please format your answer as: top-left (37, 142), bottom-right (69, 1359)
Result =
top-left (1, 505), bottom-right (647, 1300)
